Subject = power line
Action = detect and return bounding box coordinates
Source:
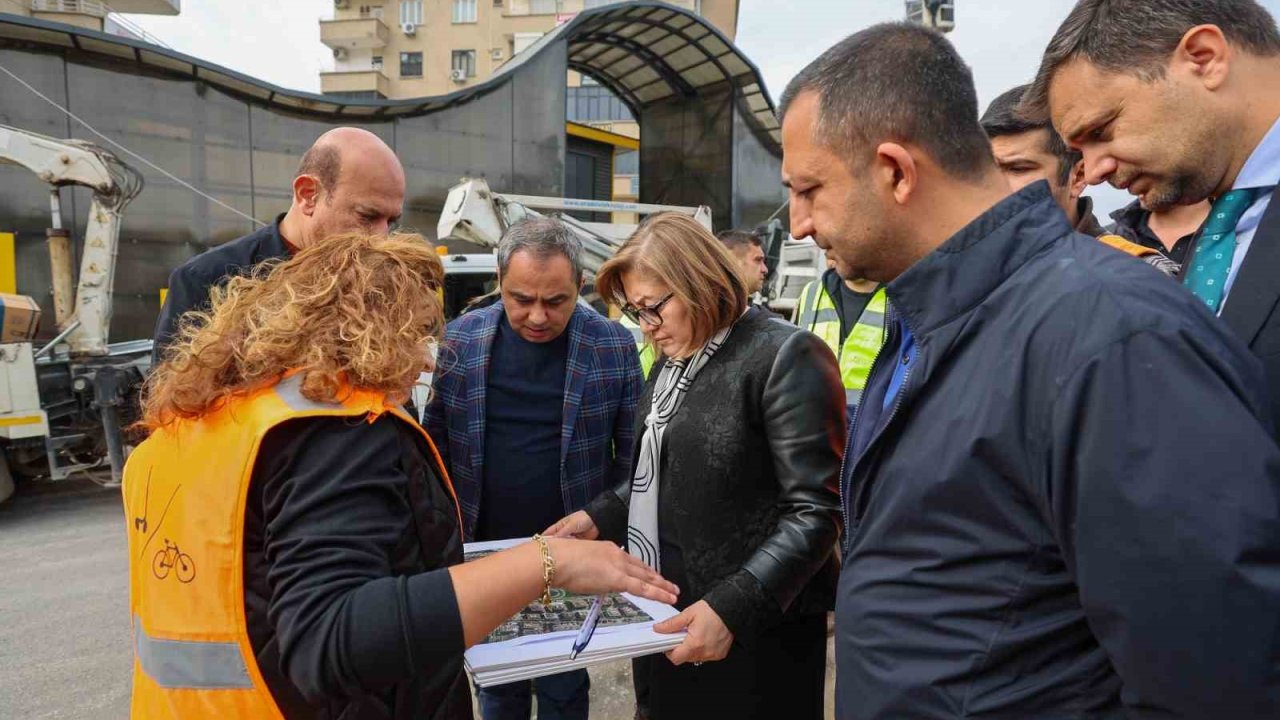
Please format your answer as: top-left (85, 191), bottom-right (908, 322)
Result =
top-left (0, 60), bottom-right (265, 228)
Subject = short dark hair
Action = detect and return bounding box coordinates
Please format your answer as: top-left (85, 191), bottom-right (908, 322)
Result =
top-left (295, 144), bottom-right (341, 196)
top-left (715, 229), bottom-right (762, 251)
top-left (497, 216), bottom-right (584, 284)
top-left (778, 23), bottom-right (993, 179)
top-left (980, 84), bottom-right (1081, 186)
top-left (1024, 0), bottom-right (1280, 118)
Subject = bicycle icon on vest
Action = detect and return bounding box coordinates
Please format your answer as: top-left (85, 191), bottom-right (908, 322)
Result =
top-left (152, 539), bottom-right (196, 584)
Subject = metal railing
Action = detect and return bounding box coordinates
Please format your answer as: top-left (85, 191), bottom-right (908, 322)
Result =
top-left (30, 0), bottom-right (108, 17)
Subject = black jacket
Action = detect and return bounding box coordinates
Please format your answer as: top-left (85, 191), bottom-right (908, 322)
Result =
top-left (1217, 186), bottom-right (1280, 444)
top-left (244, 415), bottom-right (472, 720)
top-left (1107, 198), bottom-right (1196, 265)
top-left (585, 308), bottom-right (844, 640)
top-left (152, 215), bottom-right (290, 363)
top-left (836, 183), bottom-right (1280, 719)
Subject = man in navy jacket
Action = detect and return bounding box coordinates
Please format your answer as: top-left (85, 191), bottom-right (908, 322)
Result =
top-left (780, 23), bottom-right (1280, 719)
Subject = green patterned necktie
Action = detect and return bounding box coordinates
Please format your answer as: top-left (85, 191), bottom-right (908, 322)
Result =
top-left (1183, 187), bottom-right (1270, 313)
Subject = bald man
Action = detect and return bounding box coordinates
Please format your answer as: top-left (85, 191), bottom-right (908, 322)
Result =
top-left (152, 127), bottom-right (405, 362)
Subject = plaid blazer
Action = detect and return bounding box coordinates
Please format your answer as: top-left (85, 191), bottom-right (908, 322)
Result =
top-left (425, 302), bottom-right (644, 541)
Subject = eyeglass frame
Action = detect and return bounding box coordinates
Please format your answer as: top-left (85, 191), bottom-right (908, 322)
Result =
top-left (621, 292), bottom-right (676, 327)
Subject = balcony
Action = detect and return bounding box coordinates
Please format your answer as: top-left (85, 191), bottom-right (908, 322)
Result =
top-left (320, 69), bottom-right (390, 98)
top-left (30, 0), bottom-right (106, 17)
top-left (98, 0), bottom-right (179, 13)
top-left (320, 17), bottom-right (390, 51)
top-left (30, 0), bottom-right (179, 15)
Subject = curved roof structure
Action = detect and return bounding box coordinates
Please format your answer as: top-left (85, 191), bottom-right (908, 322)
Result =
top-left (0, 4), bottom-right (783, 342)
top-left (0, 3), bottom-right (778, 146)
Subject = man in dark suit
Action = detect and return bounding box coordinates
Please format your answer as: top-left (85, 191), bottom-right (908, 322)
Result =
top-left (1024, 0), bottom-right (1280, 437)
top-left (152, 126), bottom-right (404, 362)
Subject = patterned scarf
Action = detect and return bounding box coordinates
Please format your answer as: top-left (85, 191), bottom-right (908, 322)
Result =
top-left (626, 321), bottom-right (737, 572)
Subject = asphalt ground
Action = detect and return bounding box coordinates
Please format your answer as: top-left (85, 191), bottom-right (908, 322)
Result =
top-left (0, 476), bottom-right (131, 718)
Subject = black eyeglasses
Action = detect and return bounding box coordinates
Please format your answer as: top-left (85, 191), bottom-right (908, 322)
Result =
top-left (621, 292), bottom-right (675, 327)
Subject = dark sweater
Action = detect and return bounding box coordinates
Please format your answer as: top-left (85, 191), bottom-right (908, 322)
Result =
top-left (477, 320), bottom-right (569, 540)
top-left (243, 415), bottom-right (472, 720)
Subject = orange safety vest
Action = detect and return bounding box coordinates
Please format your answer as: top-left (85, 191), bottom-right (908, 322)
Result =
top-left (121, 373), bottom-right (459, 719)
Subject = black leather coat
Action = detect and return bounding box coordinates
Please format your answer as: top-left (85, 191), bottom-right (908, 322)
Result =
top-left (585, 308), bottom-right (844, 639)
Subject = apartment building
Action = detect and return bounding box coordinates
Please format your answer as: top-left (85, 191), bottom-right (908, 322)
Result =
top-left (320, 0), bottom-right (737, 100)
top-left (0, 0), bottom-right (178, 37)
top-left (321, 0), bottom-right (739, 217)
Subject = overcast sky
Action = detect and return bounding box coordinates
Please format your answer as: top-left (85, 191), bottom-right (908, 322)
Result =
top-left (122, 0), bottom-right (1280, 218)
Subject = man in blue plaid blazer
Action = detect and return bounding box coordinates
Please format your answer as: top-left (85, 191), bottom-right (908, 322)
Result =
top-left (426, 299), bottom-right (643, 539)
top-left (424, 216), bottom-right (643, 720)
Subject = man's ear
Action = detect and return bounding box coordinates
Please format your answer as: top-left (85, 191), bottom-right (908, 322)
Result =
top-left (1175, 24), bottom-right (1231, 91)
top-left (875, 143), bottom-right (918, 206)
top-left (294, 175), bottom-right (323, 215)
top-left (1069, 158), bottom-right (1088, 200)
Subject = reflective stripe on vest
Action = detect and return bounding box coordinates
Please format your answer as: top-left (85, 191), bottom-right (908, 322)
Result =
top-left (122, 373), bottom-right (460, 719)
top-left (795, 280), bottom-right (824, 328)
top-left (795, 280), bottom-right (888, 401)
top-left (134, 615), bottom-right (253, 690)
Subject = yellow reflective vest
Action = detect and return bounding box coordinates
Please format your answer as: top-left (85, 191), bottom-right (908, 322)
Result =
top-left (794, 276), bottom-right (888, 409)
top-left (619, 314), bottom-right (656, 379)
top-left (122, 374), bottom-right (459, 719)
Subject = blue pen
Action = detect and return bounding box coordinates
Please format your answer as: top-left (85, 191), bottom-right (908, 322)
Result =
top-left (569, 595), bottom-right (606, 660)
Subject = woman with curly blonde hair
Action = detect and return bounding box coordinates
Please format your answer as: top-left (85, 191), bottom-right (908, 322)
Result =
top-left (123, 231), bottom-right (676, 720)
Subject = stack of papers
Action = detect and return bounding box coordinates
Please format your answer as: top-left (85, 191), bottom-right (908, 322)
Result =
top-left (462, 538), bottom-right (686, 687)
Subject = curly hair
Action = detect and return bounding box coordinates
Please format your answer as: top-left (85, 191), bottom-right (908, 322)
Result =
top-left (140, 231), bottom-right (445, 430)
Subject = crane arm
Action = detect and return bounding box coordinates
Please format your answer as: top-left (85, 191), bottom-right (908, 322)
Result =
top-left (436, 178), bottom-right (712, 278)
top-left (0, 125), bottom-right (142, 355)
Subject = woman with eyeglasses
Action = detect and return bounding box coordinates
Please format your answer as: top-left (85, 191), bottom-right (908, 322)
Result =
top-left (546, 213), bottom-right (844, 719)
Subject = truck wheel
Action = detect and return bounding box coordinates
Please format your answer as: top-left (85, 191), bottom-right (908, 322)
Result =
top-left (0, 454), bottom-right (14, 505)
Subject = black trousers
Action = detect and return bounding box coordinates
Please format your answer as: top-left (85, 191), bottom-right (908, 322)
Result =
top-left (632, 612), bottom-right (827, 720)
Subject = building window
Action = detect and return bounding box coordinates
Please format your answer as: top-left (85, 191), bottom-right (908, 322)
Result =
top-left (400, 0), bottom-right (423, 25)
top-left (530, 0), bottom-right (558, 14)
top-left (359, 4), bottom-right (384, 18)
top-left (566, 85), bottom-right (634, 123)
top-left (494, 0), bottom-right (503, 5)
top-left (372, 55), bottom-right (384, 71)
top-left (452, 50), bottom-right (477, 77)
top-left (513, 31), bottom-right (543, 56)
top-left (400, 51), bottom-right (423, 77)
top-left (452, 0), bottom-right (477, 23)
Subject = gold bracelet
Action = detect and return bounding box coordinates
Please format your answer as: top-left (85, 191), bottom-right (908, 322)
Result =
top-left (531, 534), bottom-right (556, 605)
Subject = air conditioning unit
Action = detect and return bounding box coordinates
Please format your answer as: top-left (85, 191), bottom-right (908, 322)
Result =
top-left (402, 22), bottom-right (417, 36)
top-left (334, 0), bottom-right (349, 8)
top-left (450, 69), bottom-right (467, 82)
top-left (332, 47), bottom-right (349, 61)
top-left (490, 48), bottom-right (504, 60)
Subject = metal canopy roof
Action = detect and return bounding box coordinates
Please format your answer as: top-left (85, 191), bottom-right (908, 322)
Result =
top-left (563, 3), bottom-right (779, 143)
top-left (0, 3), bottom-right (778, 146)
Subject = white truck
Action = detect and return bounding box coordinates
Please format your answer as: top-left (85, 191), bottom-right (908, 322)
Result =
top-left (436, 177), bottom-right (823, 319)
top-left (0, 125), bottom-right (147, 502)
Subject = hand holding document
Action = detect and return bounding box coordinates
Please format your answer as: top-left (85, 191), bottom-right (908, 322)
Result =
top-left (462, 538), bottom-right (686, 687)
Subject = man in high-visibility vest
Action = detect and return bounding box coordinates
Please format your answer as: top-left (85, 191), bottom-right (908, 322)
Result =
top-left (793, 250), bottom-right (887, 417)
top-left (619, 313), bottom-right (656, 379)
